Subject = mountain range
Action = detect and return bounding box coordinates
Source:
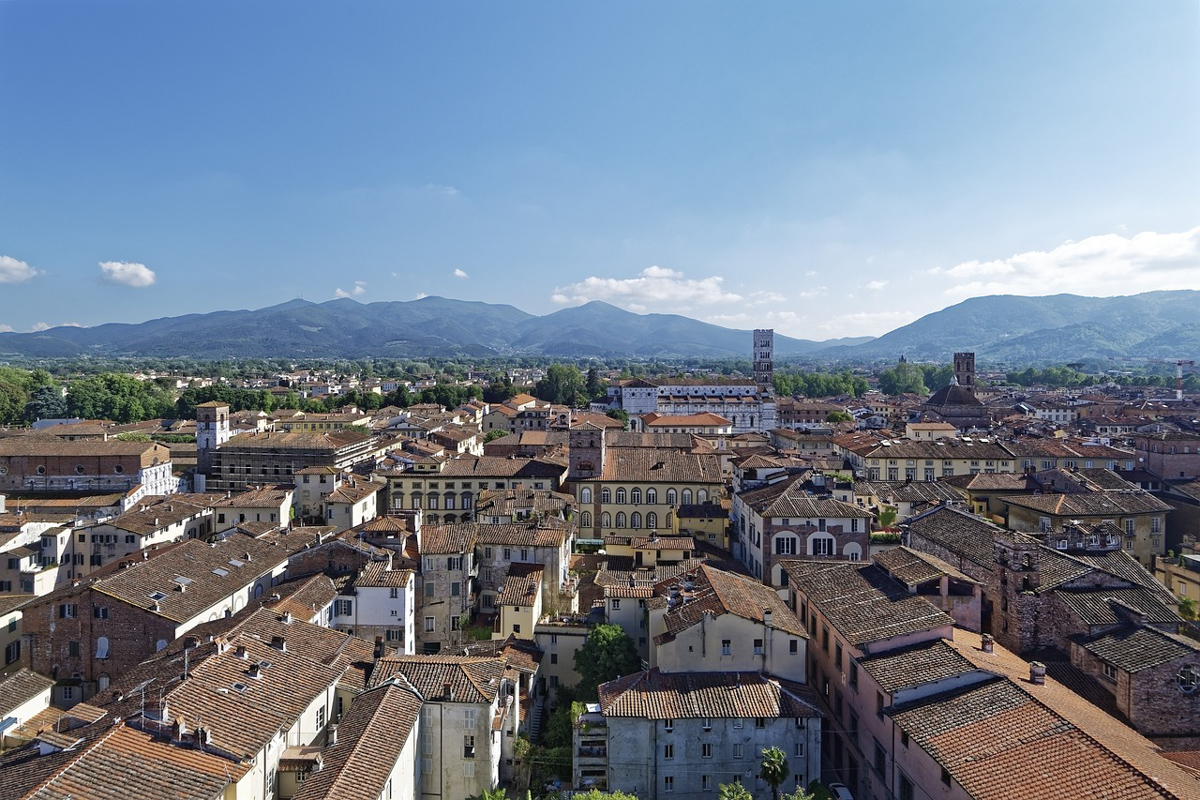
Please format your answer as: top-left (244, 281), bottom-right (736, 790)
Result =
top-left (0, 291), bottom-right (1197, 364)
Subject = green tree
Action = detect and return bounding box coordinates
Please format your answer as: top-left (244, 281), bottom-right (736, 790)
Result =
top-left (877, 362), bottom-right (928, 396)
top-left (1179, 596), bottom-right (1197, 621)
top-left (760, 746), bottom-right (789, 800)
top-left (586, 367), bottom-right (606, 400)
top-left (24, 384), bottom-right (67, 422)
top-left (484, 428), bottom-right (509, 443)
top-left (466, 790), bottom-right (507, 800)
top-left (574, 623), bottom-right (640, 700)
top-left (566, 791), bottom-right (640, 800)
top-left (718, 784), bottom-right (753, 800)
top-left (534, 364), bottom-right (587, 406)
top-left (825, 411), bottom-right (852, 423)
top-left (605, 408), bottom-right (629, 428)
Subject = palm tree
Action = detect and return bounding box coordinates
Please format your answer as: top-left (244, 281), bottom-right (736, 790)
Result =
top-left (759, 746), bottom-right (789, 800)
top-left (718, 783), bottom-right (754, 800)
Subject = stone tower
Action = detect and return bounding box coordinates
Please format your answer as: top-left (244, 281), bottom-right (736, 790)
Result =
top-left (753, 329), bottom-right (774, 395)
top-left (954, 352), bottom-right (976, 396)
top-left (195, 401), bottom-right (230, 492)
top-left (568, 423), bottom-right (606, 481)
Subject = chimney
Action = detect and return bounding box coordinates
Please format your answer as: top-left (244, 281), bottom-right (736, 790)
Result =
top-left (762, 607), bottom-right (773, 628)
top-left (1029, 661), bottom-right (1047, 685)
top-left (373, 636), bottom-right (385, 660)
top-left (444, 682), bottom-right (454, 701)
top-left (327, 724), bottom-right (338, 746)
top-left (270, 635), bottom-right (286, 652)
top-left (183, 635), bottom-right (199, 650)
top-left (171, 717), bottom-right (186, 741)
top-left (235, 644), bottom-right (248, 659)
top-left (981, 634), bottom-right (994, 653)
top-left (280, 611), bottom-right (293, 625)
top-left (247, 663), bottom-right (261, 679)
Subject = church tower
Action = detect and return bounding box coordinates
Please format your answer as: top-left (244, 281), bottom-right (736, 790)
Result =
top-left (753, 329), bottom-right (774, 395)
top-left (568, 422), bottom-right (606, 481)
top-left (195, 401), bottom-right (230, 492)
top-left (954, 352), bottom-right (976, 396)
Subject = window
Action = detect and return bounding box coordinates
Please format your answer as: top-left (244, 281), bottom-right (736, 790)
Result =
top-left (753, 638), bottom-right (763, 655)
top-left (69, 640), bottom-right (80, 658)
top-left (611, 599), bottom-right (621, 611)
top-left (316, 705), bottom-right (325, 729)
top-left (775, 535), bottom-right (796, 555)
top-left (835, 642), bottom-right (843, 672)
top-left (336, 599), bottom-right (353, 616)
top-left (616, 488), bottom-right (626, 504)
top-left (425, 582), bottom-right (435, 597)
top-left (581, 511), bottom-right (592, 528)
top-left (794, 742), bottom-right (804, 758)
top-left (59, 604), bottom-right (77, 619)
top-left (702, 743), bottom-right (713, 758)
top-left (646, 512), bottom-right (657, 528)
top-left (550, 653), bottom-right (558, 664)
top-left (647, 488), bottom-right (657, 504)
top-left (849, 661), bottom-right (858, 690)
top-left (94, 607), bottom-right (109, 619)
top-left (703, 717), bottom-right (712, 731)
top-left (424, 616), bottom-right (435, 632)
top-left (755, 717), bottom-right (766, 728)
top-left (1102, 662), bottom-right (1118, 681)
top-left (580, 487), bottom-right (592, 503)
top-left (464, 734), bottom-right (476, 758)
top-left (601, 488), bottom-right (611, 503)
top-left (664, 718), bottom-right (674, 732)
top-left (4, 640), bottom-right (20, 665)
top-left (600, 512), bottom-right (611, 528)
top-left (733, 743), bottom-right (744, 759)
top-left (721, 639), bottom-right (731, 656)
top-left (615, 512), bottom-right (626, 528)
top-left (789, 639), bottom-right (798, 654)
top-left (664, 776), bottom-right (674, 792)
top-left (95, 636), bottom-right (108, 659)
top-left (874, 739), bottom-right (886, 774)
top-left (630, 512), bottom-right (641, 529)
top-left (666, 489), bottom-right (677, 505)
top-left (899, 775), bottom-right (915, 800)
top-left (702, 776), bottom-right (712, 791)
top-left (664, 744), bottom-right (674, 759)
top-left (451, 581), bottom-right (461, 596)
top-left (941, 767), bottom-right (952, 787)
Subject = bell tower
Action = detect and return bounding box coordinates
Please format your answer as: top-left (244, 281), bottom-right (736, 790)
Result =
top-left (753, 329), bottom-right (774, 395)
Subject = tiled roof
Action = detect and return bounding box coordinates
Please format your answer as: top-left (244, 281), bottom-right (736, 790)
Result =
top-left (292, 683), bottom-right (422, 800)
top-left (498, 563), bottom-right (543, 606)
top-left (1074, 625), bottom-right (1200, 673)
top-left (598, 669), bottom-right (821, 720)
top-left (1069, 550), bottom-right (1172, 595)
top-left (475, 521), bottom-right (570, 549)
top-left (355, 562), bottom-right (414, 589)
top-left (77, 533), bottom-right (310, 624)
top-left (476, 487), bottom-right (574, 517)
top-left (0, 669), bottom-right (53, 714)
top-left (873, 546), bottom-right (979, 587)
top-left (739, 479), bottom-right (872, 519)
top-left (592, 448), bottom-right (722, 484)
top-left (906, 506), bottom-right (1003, 569)
top-left (434, 455), bottom-right (567, 479)
top-left (0, 436), bottom-right (165, 458)
top-left (368, 655), bottom-right (505, 704)
top-left (941, 629), bottom-right (1200, 798)
top-left (602, 534), bottom-right (694, 551)
top-left (853, 480), bottom-right (967, 504)
top-left (595, 558), bottom-right (706, 598)
top-left (780, 559), bottom-right (954, 648)
top-left (865, 439), bottom-right (1010, 460)
top-left (643, 413), bottom-right (732, 427)
top-left (106, 496), bottom-right (211, 535)
top-left (418, 523), bottom-right (478, 555)
top-left (1057, 588), bottom-right (1182, 628)
top-left (999, 491), bottom-right (1171, 516)
top-left (212, 486), bottom-right (292, 509)
top-left (656, 563), bottom-right (806, 639)
top-left (324, 479), bottom-right (382, 504)
top-left (859, 639), bottom-right (981, 693)
top-left (265, 574), bottom-right (339, 621)
top-left (222, 429), bottom-right (374, 450)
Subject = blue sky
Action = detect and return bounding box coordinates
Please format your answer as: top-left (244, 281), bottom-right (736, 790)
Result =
top-left (2, 1), bottom-right (1198, 340)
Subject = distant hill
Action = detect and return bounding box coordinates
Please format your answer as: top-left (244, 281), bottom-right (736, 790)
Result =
top-left (823, 290), bottom-right (1200, 364)
top-left (0, 297), bottom-right (868, 360)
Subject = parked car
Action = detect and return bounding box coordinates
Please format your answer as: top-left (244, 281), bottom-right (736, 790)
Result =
top-left (827, 783), bottom-right (855, 800)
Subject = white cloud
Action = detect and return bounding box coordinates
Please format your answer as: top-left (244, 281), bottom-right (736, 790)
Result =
top-left (334, 281), bottom-right (367, 299)
top-left (817, 310), bottom-right (918, 338)
top-left (416, 292), bottom-right (429, 300)
top-left (0, 256), bottom-right (38, 283)
top-left (930, 225), bottom-right (1200, 299)
top-left (747, 290), bottom-right (786, 304)
top-left (0, 324), bottom-right (13, 333)
top-left (423, 183), bottom-right (459, 197)
top-left (865, 280), bottom-right (889, 291)
top-left (551, 266), bottom-right (743, 311)
top-left (30, 322), bottom-right (51, 332)
top-left (453, 269), bottom-right (469, 279)
top-left (99, 260), bottom-right (156, 287)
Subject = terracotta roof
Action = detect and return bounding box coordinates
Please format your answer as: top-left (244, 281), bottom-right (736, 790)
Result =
top-left (589, 447), bottom-right (722, 484)
top-left (906, 506), bottom-right (1003, 569)
top-left (1000, 491), bottom-right (1171, 517)
top-left (221, 429), bottom-right (373, 451)
top-left (0, 436), bottom-right (167, 458)
top-left (859, 639), bottom-right (981, 693)
top-left (105, 496), bottom-right (211, 535)
top-left (937, 629), bottom-right (1200, 798)
top-left (418, 523), bottom-right (478, 555)
top-left (655, 563), bottom-right (805, 639)
top-left (873, 546), bottom-right (979, 587)
top-left (211, 486), bottom-right (293, 508)
top-left (433, 455), bottom-right (567, 479)
top-left (292, 683), bottom-right (422, 800)
top-left (739, 478), bottom-right (872, 519)
top-left (1074, 625), bottom-right (1200, 673)
top-left (355, 562), bottom-right (414, 589)
top-left (265, 574), bottom-right (339, 621)
top-left (598, 669), bottom-right (821, 720)
top-left (0, 669), bottom-right (53, 714)
top-left (474, 521), bottom-right (570, 549)
top-left (1056, 588), bottom-right (1181, 628)
top-left (498, 563), bottom-right (543, 606)
top-left (781, 559), bottom-right (954, 648)
top-left (43, 533), bottom-right (310, 624)
top-left (368, 655), bottom-right (505, 704)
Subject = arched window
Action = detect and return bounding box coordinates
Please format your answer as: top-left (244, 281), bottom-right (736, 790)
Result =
top-left (616, 512), bottom-right (626, 528)
top-left (461, 492), bottom-right (472, 509)
top-left (96, 636), bottom-right (109, 659)
top-left (601, 488), bottom-right (612, 503)
top-left (580, 487), bottom-right (593, 504)
top-left (156, 639), bottom-right (169, 652)
top-left (581, 511), bottom-right (592, 528)
top-left (616, 488), bottom-right (627, 505)
top-left (697, 489), bottom-right (708, 503)
top-left (631, 512), bottom-right (642, 529)
top-left (444, 492), bottom-right (456, 510)
top-left (681, 489), bottom-right (693, 506)
top-left (844, 543), bottom-right (863, 561)
top-left (601, 512), bottom-right (611, 528)
top-left (631, 487), bottom-right (642, 505)
top-left (666, 489), bottom-right (677, 506)
top-left (646, 512), bottom-right (657, 529)
top-left (97, 673), bottom-right (111, 692)
top-left (646, 488), bottom-right (657, 505)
